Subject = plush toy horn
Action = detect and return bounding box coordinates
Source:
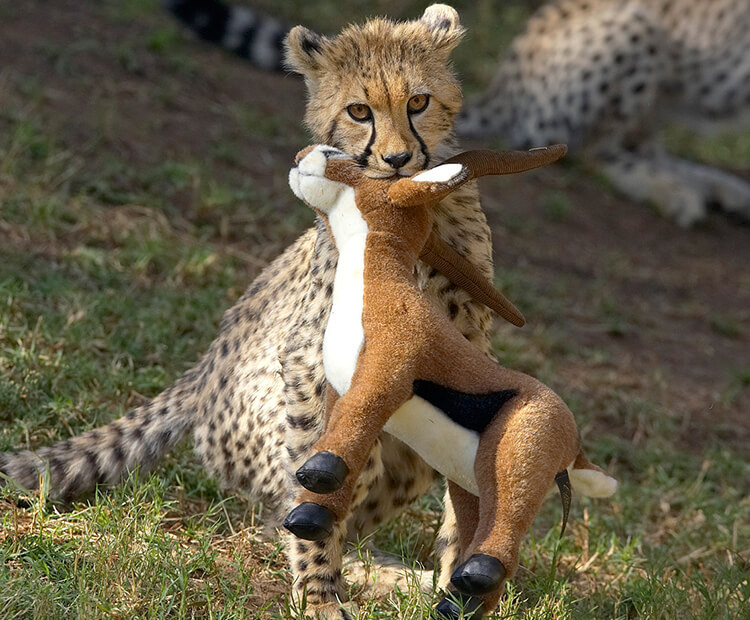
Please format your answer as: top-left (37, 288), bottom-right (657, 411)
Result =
top-left (420, 233), bottom-right (525, 327)
top-left (388, 144), bottom-right (567, 208)
top-left (444, 144), bottom-right (568, 179)
top-left (392, 144), bottom-right (567, 327)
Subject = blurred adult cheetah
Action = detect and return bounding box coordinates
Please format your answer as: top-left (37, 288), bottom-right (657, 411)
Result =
top-left (458, 0), bottom-right (750, 226)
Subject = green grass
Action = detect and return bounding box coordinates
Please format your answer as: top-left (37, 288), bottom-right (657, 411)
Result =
top-left (2, 115), bottom-right (748, 620)
top-left (1, 1), bottom-right (749, 618)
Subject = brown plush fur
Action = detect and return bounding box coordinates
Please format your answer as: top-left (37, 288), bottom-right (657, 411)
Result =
top-left (287, 144), bottom-right (616, 614)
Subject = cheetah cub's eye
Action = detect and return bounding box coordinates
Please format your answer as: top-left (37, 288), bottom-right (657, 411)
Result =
top-left (407, 94), bottom-right (430, 114)
top-left (347, 104), bottom-right (373, 122)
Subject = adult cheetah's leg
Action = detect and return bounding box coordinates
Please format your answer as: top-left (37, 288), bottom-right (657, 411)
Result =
top-left (658, 154), bottom-right (750, 223)
top-left (592, 141), bottom-right (750, 226)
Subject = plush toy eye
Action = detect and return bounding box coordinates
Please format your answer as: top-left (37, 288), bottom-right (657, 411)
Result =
top-left (347, 103), bottom-right (373, 122)
top-left (407, 94), bottom-right (430, 114)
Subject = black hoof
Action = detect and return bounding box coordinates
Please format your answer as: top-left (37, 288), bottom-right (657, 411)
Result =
top-left (295, 451), bottom-right (349, 494)
top-left (450, 554), bottom-right (506, 595)
top-left (283, 502), bottom-right (335, 541)
top-left (433, 591), bottom-right (484, 619)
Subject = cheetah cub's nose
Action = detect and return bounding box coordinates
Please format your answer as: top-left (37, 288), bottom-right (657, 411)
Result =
top-left (382, 151), bottom-right (412, 169)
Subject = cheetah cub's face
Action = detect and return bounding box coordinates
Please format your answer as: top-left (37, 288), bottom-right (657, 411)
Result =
top-left (285, 4), bottom-right (464, 178)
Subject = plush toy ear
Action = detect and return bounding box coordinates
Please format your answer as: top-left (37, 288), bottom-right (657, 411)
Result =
top-left (420, 4), bottom-right (465, 56)
top-left (411, 163), bottom-right (466, 185)
top-left (285, 26), bottom-right (329, 76)
top-left (387, 163), bottom-right (470, 207)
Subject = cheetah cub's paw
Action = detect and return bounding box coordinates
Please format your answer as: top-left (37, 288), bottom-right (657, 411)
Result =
top-left (344, 549), bottom-right (435, 597)
top-left (289, 145), bottom-right (351, 214)
top-left (302, 601), bottom-right (359, 620)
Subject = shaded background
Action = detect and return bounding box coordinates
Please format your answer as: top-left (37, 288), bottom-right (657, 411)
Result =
top-left (0, 0), bottom-right (748, 617)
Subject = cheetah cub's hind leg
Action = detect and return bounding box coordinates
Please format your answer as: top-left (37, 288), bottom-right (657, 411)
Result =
top-left (343, 548), bottom-right (435, 598)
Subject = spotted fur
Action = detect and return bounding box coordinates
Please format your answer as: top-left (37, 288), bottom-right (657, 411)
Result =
top-left (457, 0), bottom-right (750, 226)
top-left (1, 6), bottom-right (495, 618)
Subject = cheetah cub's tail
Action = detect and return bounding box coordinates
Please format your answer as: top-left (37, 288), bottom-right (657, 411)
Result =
top-left (0, 370), bottom-right (199, 503)
top-left (568, 451), bottom-right (618, 498)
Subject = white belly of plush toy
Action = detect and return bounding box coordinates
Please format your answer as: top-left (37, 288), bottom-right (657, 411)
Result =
top-left (384, 397), bottom-right (481, 495)
top-left (320, 180), bottom-right (480, 494)
top-left (323, 187), bottom-right (368, 395)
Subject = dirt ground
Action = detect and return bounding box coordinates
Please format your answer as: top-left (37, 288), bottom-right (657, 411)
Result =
top-left (2, 0), bottom-right (748, 456)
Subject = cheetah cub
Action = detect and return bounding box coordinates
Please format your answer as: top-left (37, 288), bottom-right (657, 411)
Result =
top-left (1, 5), bottom-right (501, 619)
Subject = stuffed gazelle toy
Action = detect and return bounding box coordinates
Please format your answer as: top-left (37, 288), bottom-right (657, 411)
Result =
top-left (285, 144), bottom-right (617, 618)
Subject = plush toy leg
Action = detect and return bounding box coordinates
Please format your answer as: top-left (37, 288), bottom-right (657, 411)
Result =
top-left (451, 401), bottom-right (578, 608)
top-left (296, 451), bottom-right (350, 494)
top-left (450, 483), bottom-right (506, 596)
top-left (433, 590), bottom-right (485, 619)
top-left (286, 367), bottom-right (414, 535)
top-left (283, 502), bottom-right (336, 541)
top-left (450, 554), bottom-right (506, 596)
top-left (447, 481), bottom-right (480, 552)
top-left (294, 385), bottom-right (349, 494)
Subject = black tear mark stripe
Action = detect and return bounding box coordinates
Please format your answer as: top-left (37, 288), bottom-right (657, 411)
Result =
top-left (412, 380), bottom-right (517, 433)
top-left (355, 121), bottom-right (377, 167)
top-left (325, 120), bottom-right (338, 146)
top-left (408, 115), bottom-right (430, 169)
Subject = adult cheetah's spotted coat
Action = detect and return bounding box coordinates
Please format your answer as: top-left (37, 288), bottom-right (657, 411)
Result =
top-left (457, 0), bottom-right (750, 226)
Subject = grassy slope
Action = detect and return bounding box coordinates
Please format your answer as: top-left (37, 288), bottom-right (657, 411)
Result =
top-left (1, 0), bottom-right (749, 618)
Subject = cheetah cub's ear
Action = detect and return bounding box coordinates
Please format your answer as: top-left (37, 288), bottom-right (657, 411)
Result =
top-left (420, 4), bottom-right (465, 56)
top-left (285, 26), bottom-right (329, 76)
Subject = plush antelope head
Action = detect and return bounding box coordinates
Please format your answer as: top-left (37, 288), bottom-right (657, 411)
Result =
top-left (289, 143), bottom-right (567, 327)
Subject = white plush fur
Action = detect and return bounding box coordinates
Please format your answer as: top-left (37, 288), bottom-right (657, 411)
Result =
top-left (323, 185), bottom-right (368, 395)
top-left (290, 147), bottom-right (350, 212)
top-left (384, 397), bottom-right (480, 495)
top-left (568, 465), bottom-right (619, 498)
top-left (291, 147), bottom-right (369, 395)
top-left (412, 163), bottom-right (464, 183)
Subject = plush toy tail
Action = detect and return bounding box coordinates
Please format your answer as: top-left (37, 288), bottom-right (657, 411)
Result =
top-left (568, 451), bottom-right (618, 498)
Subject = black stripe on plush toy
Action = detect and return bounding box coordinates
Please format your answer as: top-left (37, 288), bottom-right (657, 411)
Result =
top-left (412, 380), bottom-right (517, 433)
